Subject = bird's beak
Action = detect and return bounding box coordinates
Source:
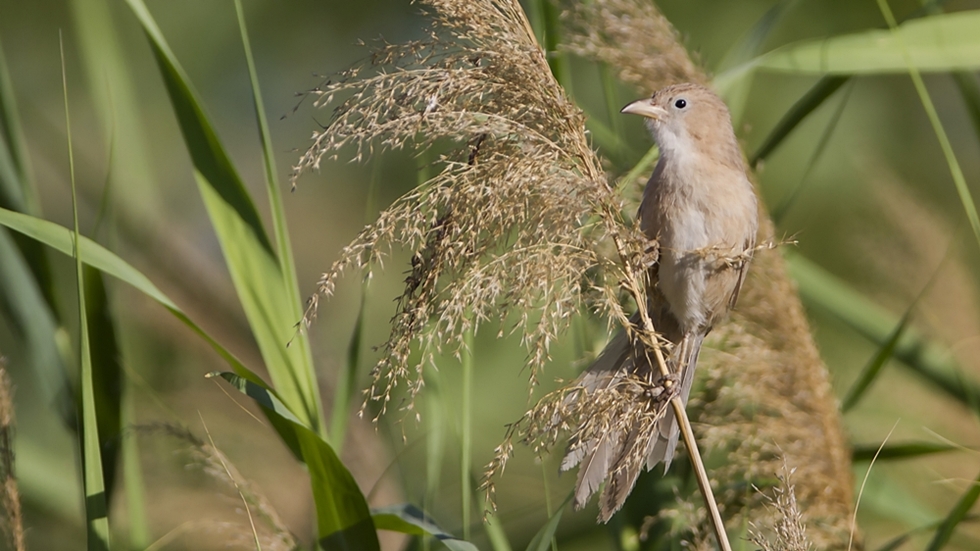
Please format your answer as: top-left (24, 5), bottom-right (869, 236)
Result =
top-left (621, 98), bottom-right (667, 120)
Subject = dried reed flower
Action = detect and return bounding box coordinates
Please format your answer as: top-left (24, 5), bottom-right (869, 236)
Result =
top-left (139, 423), bottom-right (297, 551)
top-left (293, 0), bottom-right (653, 419)
top-left (0, 360), bottom-right (24, 551)
top-left (749, 462), bottom-right (812, 551)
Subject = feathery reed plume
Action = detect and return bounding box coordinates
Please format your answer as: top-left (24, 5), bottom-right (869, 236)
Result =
top-left (0, 360), bottom-right (24, 551)
top-left (138, 423), bottom-right (297, 551)
top-left (562, 0), bottom-right (854, 546)
top-left (292, 0), bottom-right (654, 420)
top-left (561, 0), bottom-right (706, 90)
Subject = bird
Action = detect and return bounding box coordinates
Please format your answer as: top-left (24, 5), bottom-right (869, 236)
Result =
top-left (560, 83), bottom-right (759, 521)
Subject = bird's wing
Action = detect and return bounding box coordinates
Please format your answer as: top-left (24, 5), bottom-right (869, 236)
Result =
top-left (728, 233), bottom-right (755, 310)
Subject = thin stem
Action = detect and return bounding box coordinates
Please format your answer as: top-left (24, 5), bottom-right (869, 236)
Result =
top-left (461, 325), bottom-right (474, 540)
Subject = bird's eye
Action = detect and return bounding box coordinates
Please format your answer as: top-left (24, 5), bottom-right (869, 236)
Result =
top-left (674, 98), bottom-right (687, 109)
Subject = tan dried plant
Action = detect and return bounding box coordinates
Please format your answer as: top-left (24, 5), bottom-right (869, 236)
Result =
top-left (139, 423), bottom-right (297, 551)
top-left (292, 0), bottom-right (658, 424)
top-left (0, 360), bottom-right (24, 551)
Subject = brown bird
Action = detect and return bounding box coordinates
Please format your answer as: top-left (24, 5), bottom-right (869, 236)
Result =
top-left (561, 83), bottom-right (759, 521)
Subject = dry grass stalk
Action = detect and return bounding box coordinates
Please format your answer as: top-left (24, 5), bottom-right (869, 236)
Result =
top-left (292, 0), bottom-right (655, 421)
top-left (748, 462), bottom-right (812, 551)
top-left (0, 360), bottom-right (24, 551)
top-left (562, 0), bottom-right (854, 547)
top-left (138, 423), bottom-right (297, 551)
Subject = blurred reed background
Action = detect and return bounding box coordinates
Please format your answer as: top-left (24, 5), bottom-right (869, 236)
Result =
top-left (0, 0), bottom-right (979, 549)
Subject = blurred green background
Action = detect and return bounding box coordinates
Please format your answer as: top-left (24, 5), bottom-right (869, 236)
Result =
top-left (1, 0), bottom-right (980, 549)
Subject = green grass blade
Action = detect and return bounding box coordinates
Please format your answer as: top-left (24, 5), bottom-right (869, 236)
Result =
top-left (372, 504), bottom-right (478, 551)
top-left (231, 0), bottom-right (321, 431)
top-left (62, 33), bottom-right (110, 550)
top-left (770, 79), bottom-right (854, 223)
top-left (211, 371), bottom-right (380, 551)
top-left (841, 311), bottom-right (910, 413)
top-left (749, 76), bottom-right (848, 167)
top-left (754, 10), bottom-right (980, 75)
top-left (852, 442), bottom-right (959, 462)
top-left (123, 0), bottom-right (326, 436)
top-left (926, 468), bottom-right (980, 551)
top-left (83, 267), bottom-right (123, 502)
top-left (875, 0), bottom-right (980, 253)
top-left (786, 252), bottom-right (980, 404)
top-left (0, 207), bottom-right (301, 432)
top-left (524, 495), bottom-right (570, 551)
top-left (953, 71), bottom-right (980, 143)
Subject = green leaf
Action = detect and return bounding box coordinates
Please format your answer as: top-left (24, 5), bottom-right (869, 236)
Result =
top-left (123, 0), bottom-right (325, 437)
top-left (786, 252), bottom-right (980, 404)
top-left (372, 504), bottom-right (478, 551)
top-left (525, 495), bottom-right (570, 551)
top-left (852, 442), bottom-right (959, 462)
top-left (841, 311), bottom-right (910, 412)
top-left (210, 372), bottom-right (380, 551)
top-left (926, 468), bottom-right (980, 551)
top-left (755, 10), bottom-right (980, 75)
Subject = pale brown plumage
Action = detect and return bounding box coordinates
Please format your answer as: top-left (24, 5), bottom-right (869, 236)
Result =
top-left (561, 83), bottom-right (759, 521)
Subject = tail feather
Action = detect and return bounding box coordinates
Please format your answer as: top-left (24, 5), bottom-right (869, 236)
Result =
top-left (561, 309), bottom-right (706, 522)
top-left (647, 333), bottom-right (704, 472)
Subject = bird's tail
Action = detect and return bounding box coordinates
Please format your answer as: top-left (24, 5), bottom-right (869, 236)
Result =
top-left (560, 313), bottom-right (704, 522)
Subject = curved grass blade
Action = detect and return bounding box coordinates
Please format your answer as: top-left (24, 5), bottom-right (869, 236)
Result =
top-left (0, 207), bottom-right (293, 419)
top-left (754, 10), bottom-right (980, 76)
top-left (841, 311), bottom-right (910, 413)
top-left (786, 252), bottom-right (980, 405)
top-left (926, 468), bottom-right (980, 551)
top-left (852, 442), bottom-right (958, 462)
top-left (524, 494), bottom-right (570, 551)
top-left (372, 504), bottom-right (478, 551)
top-left (123, 0), bottom-right (326, 437)
top-left (749, 76), bottom-right (848, 167)
top-left (210, 371), bottom-right (380, 551)
top-left (61, 33), bottom-right (110, 549)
